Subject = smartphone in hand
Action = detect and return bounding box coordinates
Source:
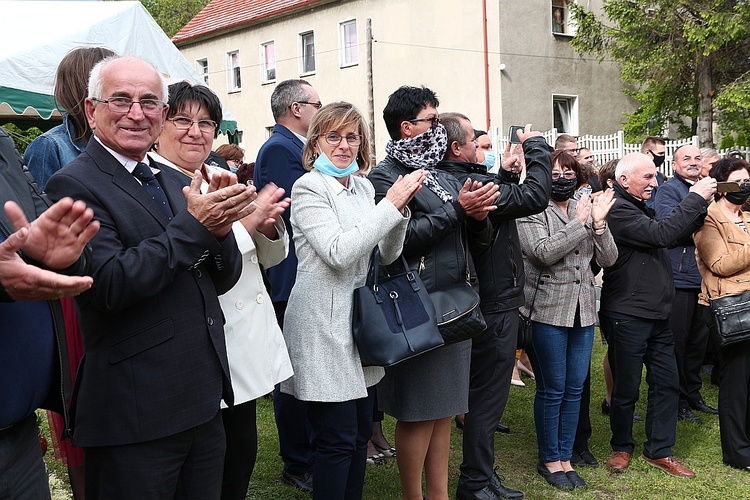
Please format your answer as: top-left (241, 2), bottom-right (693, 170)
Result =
top-left (509, 125), bottom-right (524, 144)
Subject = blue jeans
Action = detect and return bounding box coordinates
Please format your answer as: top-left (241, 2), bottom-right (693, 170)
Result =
top-left (528, 319), bottom-right (594, 463)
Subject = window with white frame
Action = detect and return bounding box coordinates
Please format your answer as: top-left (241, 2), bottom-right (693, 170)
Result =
top-left (227, 50), bottom-right (241, 92)
top-left (553, 95), bottom-right (579, 135)
top-left (339, 20), bottom-right (358, 67)
top-left (196, 58), bottom-right (209, 85)
top-left (299, 31), bottom-right (316, 75)
top-left (261, 41), bottom-right (276, 83)
top-left (551, 0), bottom-right (577, 36)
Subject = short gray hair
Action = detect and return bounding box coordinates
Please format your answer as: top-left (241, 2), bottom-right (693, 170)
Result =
top-left (700, 147), bottom-right (718, 159)
top-left (88, 55), bottom-right (168, 103)
top-left (271, 79), bottom-right (311, 122)
top-left (615, 152), bottom-right (652, 180)
top-left (439, 112), bottom-right (472, 145)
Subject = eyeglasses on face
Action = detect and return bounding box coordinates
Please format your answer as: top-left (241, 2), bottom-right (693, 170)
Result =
top-left (551, 171), bottom-right (577, 180)
top-left (167, 116), bottom-right (218, 133)
top-left (408, 116), bottom-right (440, 128)
top-left (322, 132), bottom-right (362, 147)
top-left (295, 101), bottom-right (323, 109)
top-left (92, 97), bottom-right (165, 115)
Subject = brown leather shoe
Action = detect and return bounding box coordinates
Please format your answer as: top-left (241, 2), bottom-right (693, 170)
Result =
top-left (641, 455), bottom-right (695, 478)
top-left (606, 451), bottom-right (631, 472)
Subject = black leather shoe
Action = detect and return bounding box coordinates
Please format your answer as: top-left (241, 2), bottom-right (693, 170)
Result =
top-left (536, 462), bottom-right (573, 490)
top-left (489, 470), bottom-right (524, 499)
top-left (456, 485), bottom-right (501, 500)
top-left (691, 400), bottom-right (719, 415)
top-left (281, 471), bottom-right (313, 492)
top-left (565, 470), bottom-right (587, 489)
top-left (496, 422), bottom-right (510, 434)
top-left (572, 449), bottom-right (599, 467)
top-left (455, 415), bottom-right (465, 430)
top-left (678, 407), bottom-right (704, 424)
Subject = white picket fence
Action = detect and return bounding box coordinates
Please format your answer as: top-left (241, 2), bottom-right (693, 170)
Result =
top-left (490, 127), bottom-right (750, 178)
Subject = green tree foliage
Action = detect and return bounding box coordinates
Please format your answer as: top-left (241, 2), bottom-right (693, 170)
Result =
top-left (570, 1), bottom-right (750, 147)
top-left (136, 0), bottom-right (210, 39)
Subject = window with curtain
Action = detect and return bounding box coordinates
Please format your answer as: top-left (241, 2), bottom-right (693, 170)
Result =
top-left (339, 20), bottom-right (358, 67)
top-left (300, 31), bottom-right (315, 74)
top-left (261, 41), bottom-right (276, 82)
top-left (227, 50), bottom-right (241, 92)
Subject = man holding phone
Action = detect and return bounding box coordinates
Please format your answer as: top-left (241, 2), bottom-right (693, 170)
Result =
top-left (437, 114), bottom-right (551, 500)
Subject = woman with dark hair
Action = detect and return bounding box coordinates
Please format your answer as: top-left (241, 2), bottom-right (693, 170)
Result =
top-left (23, 45), bottom-right (115, 500)
top-left (368, 86), bottom-right (498, 500)
top-left (150, 80), bottom-right (295, 499)
top-left (517, 149), bottom-right (617, 490)
top-left (694, 157), bottom-right (750, 472)
top-left (281, 101), bottom-right (425, 499)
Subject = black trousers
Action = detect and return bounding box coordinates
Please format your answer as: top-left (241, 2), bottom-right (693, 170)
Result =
top-left (605, 316), bottom-right (679, 459)
top-left (85, 411), bottom-right (225, 500)
top-left (272, 301), bottom-right (315, 476)
top-left (458, 310), bottom-right (518, 491)
top-left (718, 339), bottom-right (750, 467)
top-left (220, 399), bottom-right (257, 500)
top-left (573, 366), bottom-right (592, 452)
top-left (307, 396), bottom-right (372, 500)
top-left (669, 289), bottom-right (710, 408)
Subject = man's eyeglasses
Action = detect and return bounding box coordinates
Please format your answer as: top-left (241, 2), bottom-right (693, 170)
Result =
top-left (167, 116), bottom-right (218, 133)
top-left (296, 101), bottom-right (323, 109)
top-left (408, 116), bottom-right (440, 128)
top-left (92, 97), bottom-right (165, 115)
top-left (551, 171), bottom-right (577, 180)
top-left (323, 132), bottom-right (362, 147)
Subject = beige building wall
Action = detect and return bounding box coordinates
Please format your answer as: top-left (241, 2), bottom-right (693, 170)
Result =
top-left (177, 0), bottom-right (638, 162)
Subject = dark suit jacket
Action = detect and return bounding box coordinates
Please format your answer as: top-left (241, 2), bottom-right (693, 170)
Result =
top-left (45, 138), bottom-right (241, 447)
top-left (253, 124), bottom-right (306, 303)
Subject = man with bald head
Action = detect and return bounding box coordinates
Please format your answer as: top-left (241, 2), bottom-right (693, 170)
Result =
top-left (600, 152), bottom-right (715, 478)
top-left (45, 56), bottom-right (254, 499)
top-left (654, 146), bottom-right (718, 425)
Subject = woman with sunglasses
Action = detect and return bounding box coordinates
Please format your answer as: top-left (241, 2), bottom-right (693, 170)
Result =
top-left (517, 149), bottom-right (617, 490)
top-left (281, 102), bottom-right (426, 499)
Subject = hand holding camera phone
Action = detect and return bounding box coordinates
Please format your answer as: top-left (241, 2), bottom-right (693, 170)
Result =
top-left (509, 125), bottom-right (524, 144)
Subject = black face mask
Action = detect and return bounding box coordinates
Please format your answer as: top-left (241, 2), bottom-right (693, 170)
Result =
top-left (550, 177), bottom-right (578, 202)
top-left (725, 183), bottom-right (750, 205)
top-left (652, 154), bottom-right (665, 168)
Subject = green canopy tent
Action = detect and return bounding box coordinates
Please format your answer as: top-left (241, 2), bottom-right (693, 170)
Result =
top-left (0, 0), bottom-right (238, 134)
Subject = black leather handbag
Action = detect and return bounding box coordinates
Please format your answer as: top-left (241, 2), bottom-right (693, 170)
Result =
top-left (430, 282), bottom-right (487, 344)
top-left (352, 248), bottom-right (444, 367)
top-left (709, 290), bottom-right (750, 348)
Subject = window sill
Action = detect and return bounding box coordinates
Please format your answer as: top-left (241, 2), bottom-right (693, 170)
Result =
top-left (228, 89), bottom-right (242, 94)
top-left (300, 70), bottom-right (316, 77)
top-left (261, 79), bottom-right (276, 86)
top-left (552, 32), bottom-right (575, 38)
top-left (340, 62), bottom-right (358, 69)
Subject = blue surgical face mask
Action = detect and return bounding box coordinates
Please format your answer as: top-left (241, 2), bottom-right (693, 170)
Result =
top-left (481, 151), bottom-right (496, 169)
top-left (313, 151), bottom-right (359, 178)
top-left (229, 166), bottom-right (238, 174)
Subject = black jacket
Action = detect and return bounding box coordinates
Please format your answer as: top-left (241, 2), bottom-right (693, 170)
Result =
top-left (368, 156), bottom-right (492, 294)
top-left (600, 182), bottom-right (708, 320)
top-left (0, 126), bottom-right (90, 433)
top-left (435, 136), bottom-right (552, 312)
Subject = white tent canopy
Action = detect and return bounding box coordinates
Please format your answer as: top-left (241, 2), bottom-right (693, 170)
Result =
top-left (0, 1), bottom-right (237, 132)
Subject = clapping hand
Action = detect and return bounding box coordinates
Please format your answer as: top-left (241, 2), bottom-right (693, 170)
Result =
top-left (240, 183), bottom-right (290, 239)
top-left (386, 169), bottom-right (428, 213)
top-left (4, 198), bottom-right (99, 271)
top-left (184, 170), bottom-right (255, 238)
top-left (591, 188), bottom-right (615, 225)
top-left (457, 179), bottom-right (500, 221)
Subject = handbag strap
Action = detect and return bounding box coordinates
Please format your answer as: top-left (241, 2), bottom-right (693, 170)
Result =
top-left (368, 247), bottom-right (414, 290)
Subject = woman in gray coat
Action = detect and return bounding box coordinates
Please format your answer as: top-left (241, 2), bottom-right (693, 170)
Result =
top-left (517, 150), bottom-right (618, 491)
top-left (281, 102), bottom-right (426, 499)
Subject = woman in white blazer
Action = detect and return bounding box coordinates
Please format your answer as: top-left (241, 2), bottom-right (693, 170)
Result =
top-left (281, 102), bottom-right (426, 499)
top-left (151, 81), bottom-right (294, 500)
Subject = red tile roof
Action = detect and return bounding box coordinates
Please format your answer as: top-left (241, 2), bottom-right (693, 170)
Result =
top-left (173, 0), bottom-right (328, 45)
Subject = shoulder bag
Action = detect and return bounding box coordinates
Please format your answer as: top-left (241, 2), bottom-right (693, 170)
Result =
top-left (352, 248), bottom-right (445, 367)
top-left (708, 289), bottom-right (750, 348)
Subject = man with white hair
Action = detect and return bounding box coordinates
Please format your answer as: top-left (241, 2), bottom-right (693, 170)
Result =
top-left (599, 152), bottom-right (715, 478)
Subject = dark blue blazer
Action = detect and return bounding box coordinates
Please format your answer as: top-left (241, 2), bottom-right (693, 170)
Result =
top-left (253, 124), bottom-right (306, 303)
top-left (45, 138), bottom-right (241, 447)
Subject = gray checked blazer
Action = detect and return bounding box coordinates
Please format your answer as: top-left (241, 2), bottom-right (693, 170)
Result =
top-left (517, 199), bottom-right (617, 328)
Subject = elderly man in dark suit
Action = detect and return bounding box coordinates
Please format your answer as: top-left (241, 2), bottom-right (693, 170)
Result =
top-left (253, 78), bottom-right (320, 492)
top-left (45, 55), bottom-right (254, 500)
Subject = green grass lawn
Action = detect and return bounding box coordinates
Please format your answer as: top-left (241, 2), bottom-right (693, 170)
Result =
top-left (42, 337), bottom-right (750, 498)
